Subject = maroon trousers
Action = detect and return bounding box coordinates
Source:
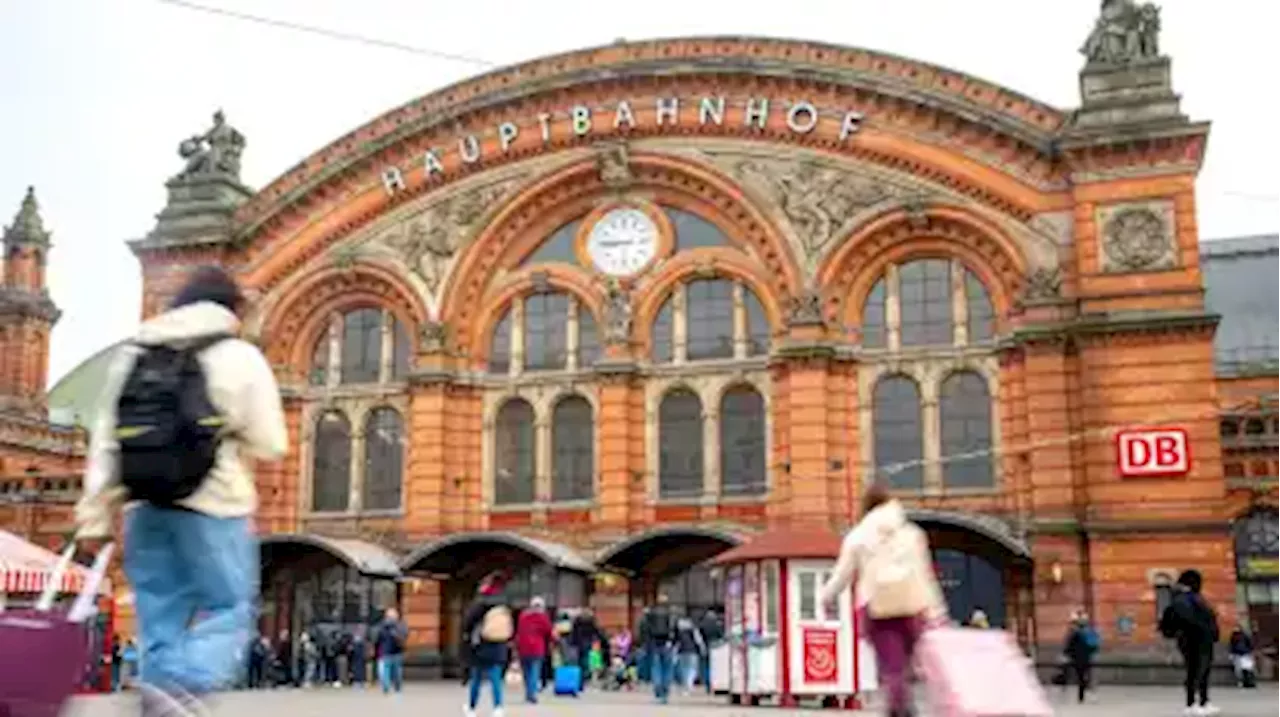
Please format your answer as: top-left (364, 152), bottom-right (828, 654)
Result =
top-left (865, 614), bottom-right (922, 714)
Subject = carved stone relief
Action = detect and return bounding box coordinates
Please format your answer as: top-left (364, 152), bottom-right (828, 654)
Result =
top-left (1021, 267), bottom-right (1063, 303)
top-left (602, 278), bottom-right (632, 346)
top-left (595, 141), bottom-right (633, 189)
top-left (705, 150), bottom-right (937, 277)
top-left (1095, 200), bottom-right (1177, 273)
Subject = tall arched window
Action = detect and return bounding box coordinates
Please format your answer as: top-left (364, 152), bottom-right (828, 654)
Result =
top-left (552, 396), bottom-right (594, 502)
top-left (651, 279), bottom-right (771, 363)
top-left (939, 371), bottom-right (994, 488)
top-left (686, 279), bottom-right (735, 360)
top-left (872, 376), bottom-right (924, 490)
top-left (859, 259), bottom-right (996, 349)
top-left (720, 385), bottom-right (766, 496)
top-left (659, 389), bottom-right (704, 498)
top-left (308, 308), bottom-right (413, 386)
top-left (341, 308), bottom-right (383, 383)
top-left (312, 411), bottom-right (352, 512)
top-left (362, 407), bottom-right (404, 511)
top-left (524, 293), bottom-right (570, 371)
top-left (494, 399), bottom-right (536, 505)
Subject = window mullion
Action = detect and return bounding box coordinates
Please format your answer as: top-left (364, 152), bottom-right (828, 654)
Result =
top-left (886, 265), bottom-right (901, 351)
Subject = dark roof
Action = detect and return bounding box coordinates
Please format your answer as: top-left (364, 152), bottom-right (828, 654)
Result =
top-left (1200, 235), bottom-right (1279, 376)
top-left (710, 527), bottom-right (842, 565)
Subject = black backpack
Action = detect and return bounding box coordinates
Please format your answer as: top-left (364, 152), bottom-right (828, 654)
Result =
top-left (115, 333), bottom-right (232, 504)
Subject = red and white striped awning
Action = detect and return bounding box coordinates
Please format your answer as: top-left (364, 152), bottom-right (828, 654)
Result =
top-left (0, 529), bottom-right (101, 595)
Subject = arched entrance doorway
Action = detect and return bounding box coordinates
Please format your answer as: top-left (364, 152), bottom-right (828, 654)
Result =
top-left (400, 531), bottom-right (593, 677)
top-left (259, 533), bottom-right (403, 648)
top-left (1233, 508), bottom-right (1278, 672)
top-left (908, 510), bottom-right (1034, 642)
top-left (597, 526), bottom-right (743, 629)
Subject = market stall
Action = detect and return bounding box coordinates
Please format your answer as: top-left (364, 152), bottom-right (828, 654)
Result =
top-left (709, 527), bottom-right (877, 709)
top-left (0, 529), bottom-right (116, 692)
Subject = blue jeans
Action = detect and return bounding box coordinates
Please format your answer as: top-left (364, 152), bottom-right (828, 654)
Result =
top-left (678, 652), bottom-right (699, 691)
top-left (124, 504), bottom-right (257, 694)
top-left (520, 657), bottom-right (542, 702)
top-left (650, 647), bottom-right (674, 703)
top-left (468, 663), bottom-right (504, 709)
top-left (377, 655), bottom-right (403, 693)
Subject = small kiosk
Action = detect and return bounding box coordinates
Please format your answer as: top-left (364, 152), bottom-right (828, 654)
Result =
top-left (709, 527), bottom-right (877, 709)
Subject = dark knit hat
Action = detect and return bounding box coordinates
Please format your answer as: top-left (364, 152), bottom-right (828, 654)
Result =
top-left (1176, 569), bottom-right (1203, 593)
top-left (170, 265), bottom-right (244, 313)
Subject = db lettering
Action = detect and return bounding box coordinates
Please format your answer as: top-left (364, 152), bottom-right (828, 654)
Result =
top-left (1116, 429), bottom-right (1189, 478)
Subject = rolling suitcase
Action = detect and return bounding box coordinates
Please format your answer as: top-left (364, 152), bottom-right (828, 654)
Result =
top-left (553, 665), bottom-right (582, 696)
top-left (914, 626), bottom-right (1053, 717)
top-left (0, 544), bottom-right (114, 717)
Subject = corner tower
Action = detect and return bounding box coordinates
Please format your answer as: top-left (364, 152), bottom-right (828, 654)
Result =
top-left (0, 186), bottom-right (60, 413)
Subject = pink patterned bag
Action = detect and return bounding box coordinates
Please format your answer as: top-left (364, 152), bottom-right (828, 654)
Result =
top-left (914, 626), bottom-right (1053, 717)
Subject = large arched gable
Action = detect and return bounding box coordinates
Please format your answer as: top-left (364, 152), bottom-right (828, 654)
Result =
top-left (234, 37), bottom-right (1069, 292)
top-left (442, 152), bottom-right (801, 354)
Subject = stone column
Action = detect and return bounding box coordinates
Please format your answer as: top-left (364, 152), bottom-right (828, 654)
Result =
top-left (951, 260), bottom-right (968, 347)
top-left (510, 301), bottom-right (525, 378)
top-left (885, 264), bottom-right (902, 351)
top-left (702, 403), bottom-right (721, 514)
top-left (378, 310), bottom-right (395, 383)
top-left (732, 282), bottom-right (748, 359)
top-left (326, 314), bottom-right (342, 388)
top-left (673, 284), bottom-right (688, 364)
top-left (566, 299), bottom-right (580, 372)
top-left (920, 372), bottom-right (942, 493)
top-left (348, 418), bottom-right (366, 512)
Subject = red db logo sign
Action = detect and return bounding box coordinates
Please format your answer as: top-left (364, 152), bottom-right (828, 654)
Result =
top-left (1116, 428), bottom-right (1190, 478)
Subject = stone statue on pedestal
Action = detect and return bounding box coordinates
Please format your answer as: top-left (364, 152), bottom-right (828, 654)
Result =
top-left (1080, 0), bottom-right (1163, 66)
top-left (175, 110), bottom-right (245, 181)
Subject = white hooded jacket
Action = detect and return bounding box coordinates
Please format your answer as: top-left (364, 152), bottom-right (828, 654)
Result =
top-left (75, 302), bottom-right (288, 538)
top-left (819, 499), bottom-right (947, 620)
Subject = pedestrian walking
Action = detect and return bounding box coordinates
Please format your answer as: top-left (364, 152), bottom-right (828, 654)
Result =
top-left (1160, 569), bottom-right (1221, 716)
top-left (820, 481), bottom-right (948, 717)
top-left (514, 596), bottom-right (554, 703)
top-left (569, 608), bottom-right (607, 690)
top-left (74, 265), bottom-right (288, 716)
top-left (1062, 610), bottom-right (1100, 703)
top-left (462, 572), bottom-right (514, 717)
top-left (637, 593), bottom-right (678, 704)
top-left (674, 614), bottom-right (705, 695)
top-left (696, 610), bottom-right (723, 693)
top-left (374, 608), bottom-right (408, 694)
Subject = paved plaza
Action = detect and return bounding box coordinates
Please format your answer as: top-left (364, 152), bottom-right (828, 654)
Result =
top-left (65, 683), bottom-right (1278, 716)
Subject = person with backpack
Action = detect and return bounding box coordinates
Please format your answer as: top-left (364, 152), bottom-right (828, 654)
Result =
top-left (1062, 610), bottom-right (1100, 704)
top-left (637, 593), bottom-right (678, 704)
top-left (820, 481), bottom-right (947, 717)
top-left (74, 266), bottom-right (288, 716)
top-left (1160, 569), bottom-right (1221, 716)
top-left (461, 572), bottom-right (514, 717)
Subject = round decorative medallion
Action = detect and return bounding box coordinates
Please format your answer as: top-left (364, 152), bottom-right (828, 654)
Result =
top-left (1103, 208), bottom-right (1170, 271)
top-left (577, 203), bottom-right (671, 278)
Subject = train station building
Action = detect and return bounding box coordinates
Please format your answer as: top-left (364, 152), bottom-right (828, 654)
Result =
top-left (4, 10), bottom-right (1278, 682)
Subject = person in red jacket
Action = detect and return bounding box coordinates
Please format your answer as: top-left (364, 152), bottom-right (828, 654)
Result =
top-left (514, 596), bottom-right (555, 703)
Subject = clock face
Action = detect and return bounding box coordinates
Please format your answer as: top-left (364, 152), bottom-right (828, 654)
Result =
top-left (585, 207), bottom-right (659, 276)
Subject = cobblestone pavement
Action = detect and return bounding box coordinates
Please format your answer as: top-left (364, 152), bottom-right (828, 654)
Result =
top-left (66, 683), bottom-right (1278, 716)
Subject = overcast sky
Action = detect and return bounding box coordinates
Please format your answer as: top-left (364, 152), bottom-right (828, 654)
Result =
top-left (1, 0), bottom-right (1276, 386)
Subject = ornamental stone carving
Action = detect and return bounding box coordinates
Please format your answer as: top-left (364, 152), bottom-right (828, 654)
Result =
top-left (1096, 200), bottom-right (1177, 273)
top-left (706, 152), bottom-right (934, 276)
top-left (1080, 0), bottom-right (1162, 67)
top-left (175, 110), bottom-right (245, 182)
top-left (602, 278), bottom-right (632, 345)
top-left (596, 141), bottom-right (633, 189)
top-left (419, 320), bottom-right (448, 354)
top-left (1021, 267), bottom-right (1063, 303)
top-left (786, 289), bottom-right (825, 328)
top-left (368, 177), bottom-right (522, 295)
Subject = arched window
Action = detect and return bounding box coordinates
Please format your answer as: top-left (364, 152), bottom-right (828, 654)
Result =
top-left (860, 259), bottom-right (996, 348)
top-left (686, 279), bottom-right (735, 360)
top-left (312, 411), bottom-right (352, 512)
top-left (872, 376), bottom-right (924, 490)
top-left (552, 396), bottom-right (594, 502)
top-left (489, 309), bottom-right (513, 374)
top-left (341, 308), bottom-right (383, 383)
top-left (651, 279), bottom-right (772, 363)
top-left (362, 407), bottom-right (404, 511)
top-left (720, 385), bottom-right (766, 496)
top-left (308, 308), bottom-right (413, 386)
top-left (524, 293), bottom-right (570, 371)
top-left (659, 389), bottom-right (704, 498)
top-left (494, 399), bottom-right (536, 505)
top-left (939, 371), bottom-right (994, 488)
